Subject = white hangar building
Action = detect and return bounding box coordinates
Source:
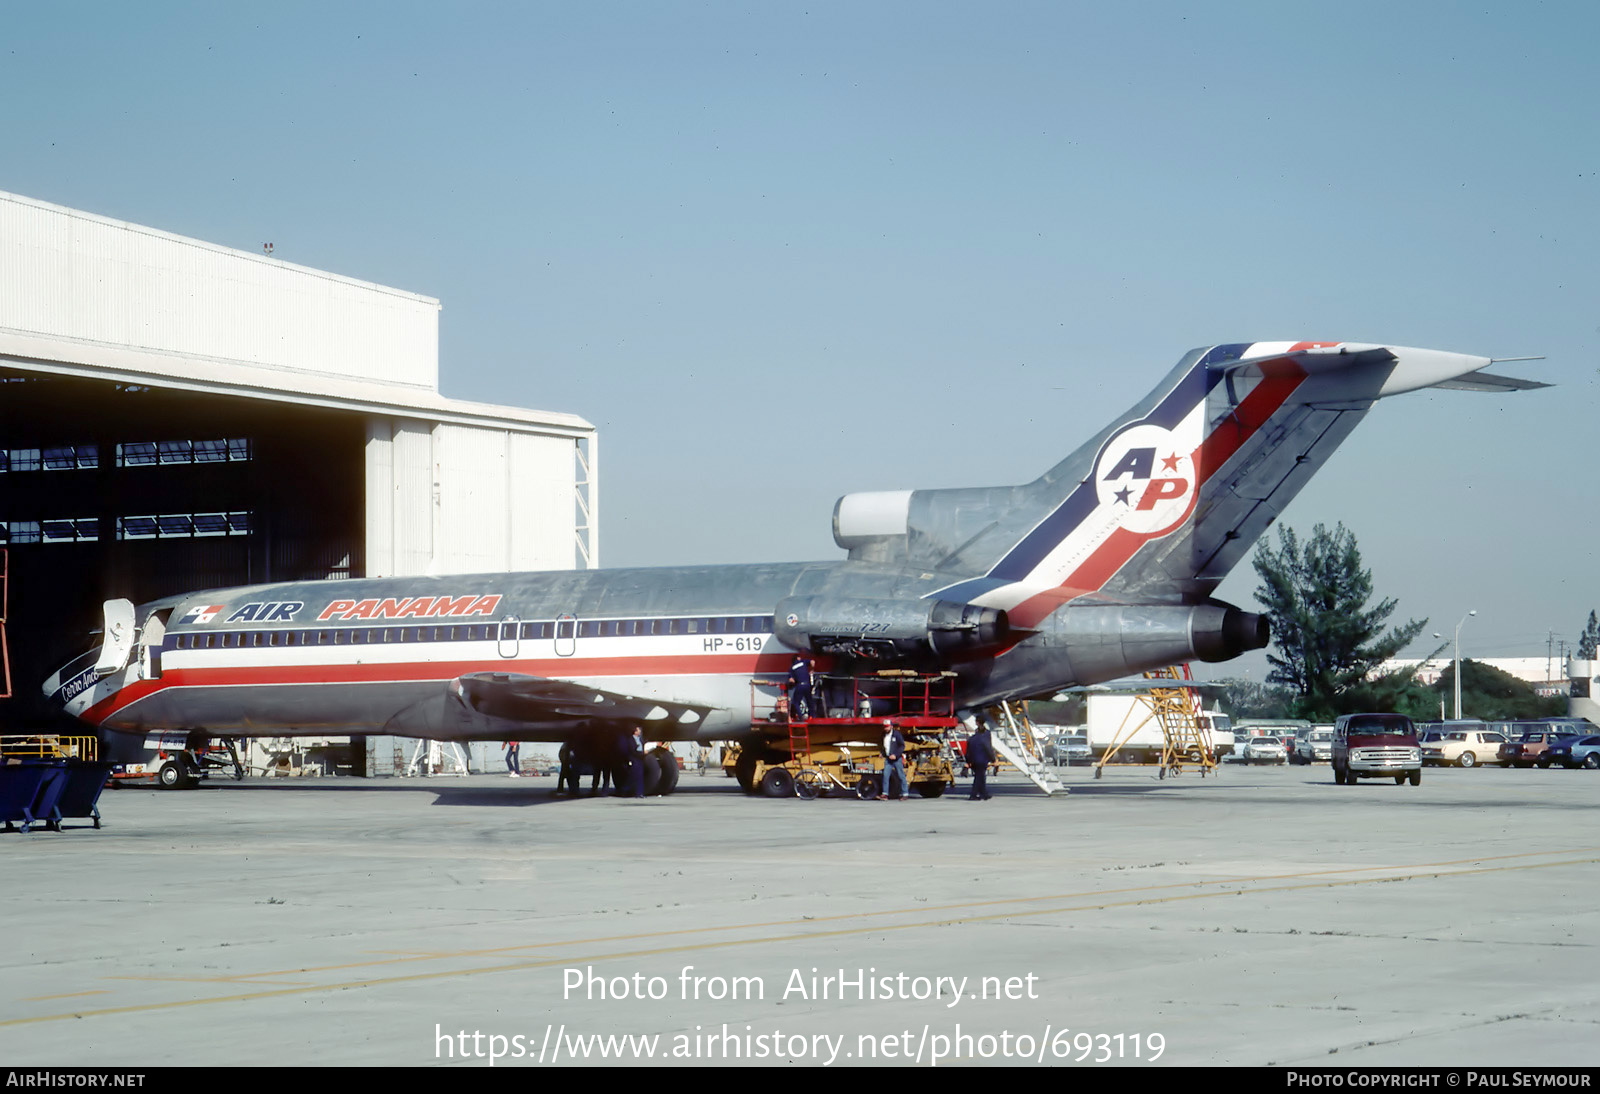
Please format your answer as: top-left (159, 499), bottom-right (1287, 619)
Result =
top-left (0, 190), bottom-right (597, 725)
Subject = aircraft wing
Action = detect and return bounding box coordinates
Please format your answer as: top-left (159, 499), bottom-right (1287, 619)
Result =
top-left (452, 672), bottom-right (712, 732)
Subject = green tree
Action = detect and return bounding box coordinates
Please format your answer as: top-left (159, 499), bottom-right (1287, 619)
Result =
top-left (1214, 677), bottom-right (1297, 720)
top-left (1251, 522), bottom-right (1429, 720)
top-left (1578, 611), bottom-right (1598, 660)
top-left (1434, 660), bottom-right (1565, 720)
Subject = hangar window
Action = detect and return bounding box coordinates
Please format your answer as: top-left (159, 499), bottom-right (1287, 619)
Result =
top-left (118, 517), bottom-right (157, 539)
top-left (116, 442), bottom-right (159, 466)
top-left (41, 518), bottom-right (99, 542)
top-left (1, 449), bottom-right (41, 472)
top-left (116, 438), bottom-right (251, 467)
top-left (42, 446), bottom-right (99, 470)
top-left (4, 521), bottom-right (41, 544)
top-left (191, 513), bottom-right (229, 536)
top-left (116, 511), bottom-right (253, 540)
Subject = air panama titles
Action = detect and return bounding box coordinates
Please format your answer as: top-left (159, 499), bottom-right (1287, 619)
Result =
top-left (180, 594), bottom-right (505, 627)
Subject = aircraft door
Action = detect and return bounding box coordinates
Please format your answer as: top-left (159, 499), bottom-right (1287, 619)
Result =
top-left (498, 615), bottom-right (520, 659)
top-left (94, 599), bottom-right (136, 678)
top-left (140, 611), bottom-right (168, 679)
top-left (555, 613), bottom-right (577, 657)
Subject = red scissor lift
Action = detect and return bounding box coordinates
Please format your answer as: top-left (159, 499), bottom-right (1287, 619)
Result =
top-left (733, 670), bottom-right (961, 799)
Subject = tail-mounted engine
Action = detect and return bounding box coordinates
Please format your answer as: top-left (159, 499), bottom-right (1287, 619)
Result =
top-left (773, 595), bottom-right (1012, 665)
top-left (1046, 601), bottom-right (1269, 681)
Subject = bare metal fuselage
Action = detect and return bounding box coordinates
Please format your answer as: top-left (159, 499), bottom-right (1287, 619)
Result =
top-left (57, 561), bottom-right (1046, 741)
top-left (49, 340), bottom-right (1542, 748)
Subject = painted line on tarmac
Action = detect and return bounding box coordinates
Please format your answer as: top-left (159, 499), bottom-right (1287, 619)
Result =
top-left (4, 851), bottom-right (1597, 1029)
top-left (69, 846), bottom-right (1600, 985)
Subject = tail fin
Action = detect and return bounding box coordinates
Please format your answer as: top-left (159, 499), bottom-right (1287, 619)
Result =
top-left (833, 342), bottom-right (1545, 628)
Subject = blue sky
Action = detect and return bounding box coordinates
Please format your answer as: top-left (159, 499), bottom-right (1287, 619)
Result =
top-left (3, 2), bottom-right (1596, 674)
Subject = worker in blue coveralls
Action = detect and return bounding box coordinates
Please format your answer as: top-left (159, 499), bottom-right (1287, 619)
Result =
top-left (628, 727), bottom-right (646, 798)
top-left (786, 653), bottom-right (813, 721)
top-left (965, 724), bottom-right (994, 801)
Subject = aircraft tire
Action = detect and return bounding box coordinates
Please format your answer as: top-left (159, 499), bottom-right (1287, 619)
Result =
top-left (640, 754), bottom-right (662, 796)
top-left (652, 750), bottom-right (680, 795)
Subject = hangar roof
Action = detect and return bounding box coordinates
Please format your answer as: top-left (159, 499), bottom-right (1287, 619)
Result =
top-left (0, 190), bottom-right (592, 438)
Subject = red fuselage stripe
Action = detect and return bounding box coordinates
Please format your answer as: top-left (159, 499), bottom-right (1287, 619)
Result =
top-left (83, 651), bottom-right (797, 726)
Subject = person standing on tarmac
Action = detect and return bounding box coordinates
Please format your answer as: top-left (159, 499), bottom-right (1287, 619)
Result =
top-left (503, 740), bottom-right (520, 778)
top-left (879, 721), bottom-right (909, 800)
top-left (628, 727), bottom-right (647, 798)
top-left (966, 724), bottom-right (994, 801)
top-left (556, 741), bottom-right (580, 798)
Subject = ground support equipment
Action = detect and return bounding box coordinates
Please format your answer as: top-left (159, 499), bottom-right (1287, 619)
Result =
top-left (729, 671), bottom-right (960, 799)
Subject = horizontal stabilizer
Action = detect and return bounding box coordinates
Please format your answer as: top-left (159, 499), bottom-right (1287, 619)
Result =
top-left (1432, 369), bottom-right (1551, 392)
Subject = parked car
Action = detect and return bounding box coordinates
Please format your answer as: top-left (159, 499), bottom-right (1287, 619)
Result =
top-left (1240, 736), bottom-right (1287, 764)
top-left (1047, 732), bottom-right (1092, 766)
top-left (1500, 728), bottom-right (1584, 768)
top-left (1540, 735), bottom-right (1600, 769)
top-left (1291, 727), bottom-right (1334, 765)
top-left (1419, 727), bottom-right (1508, 768)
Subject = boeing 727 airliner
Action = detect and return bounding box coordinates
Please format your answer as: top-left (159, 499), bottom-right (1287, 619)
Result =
top-left (45, 341), bottom-right (1545, 771)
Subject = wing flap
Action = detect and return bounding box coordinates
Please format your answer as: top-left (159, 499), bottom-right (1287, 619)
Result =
top-left (455, 672), bottom-right (712, 730)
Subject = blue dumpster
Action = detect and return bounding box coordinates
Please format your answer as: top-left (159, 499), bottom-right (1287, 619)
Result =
top-left (55, 762), bottom-right (113, 829)
top-left (1, 762), bottom-right (64, 833)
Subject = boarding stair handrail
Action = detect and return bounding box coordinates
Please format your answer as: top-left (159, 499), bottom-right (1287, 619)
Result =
top-left (986, 701), bottom-right (1065, 795)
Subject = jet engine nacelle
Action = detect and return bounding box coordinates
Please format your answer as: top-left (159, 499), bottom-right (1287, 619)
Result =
top-left (774, 595), bottom-right (1011, 663)
top-left (1048, 602), bottom-right (1269, 682)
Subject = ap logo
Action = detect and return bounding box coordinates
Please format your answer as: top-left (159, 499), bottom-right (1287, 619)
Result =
top-left (1093, 418), bottom-right (1199, 538)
